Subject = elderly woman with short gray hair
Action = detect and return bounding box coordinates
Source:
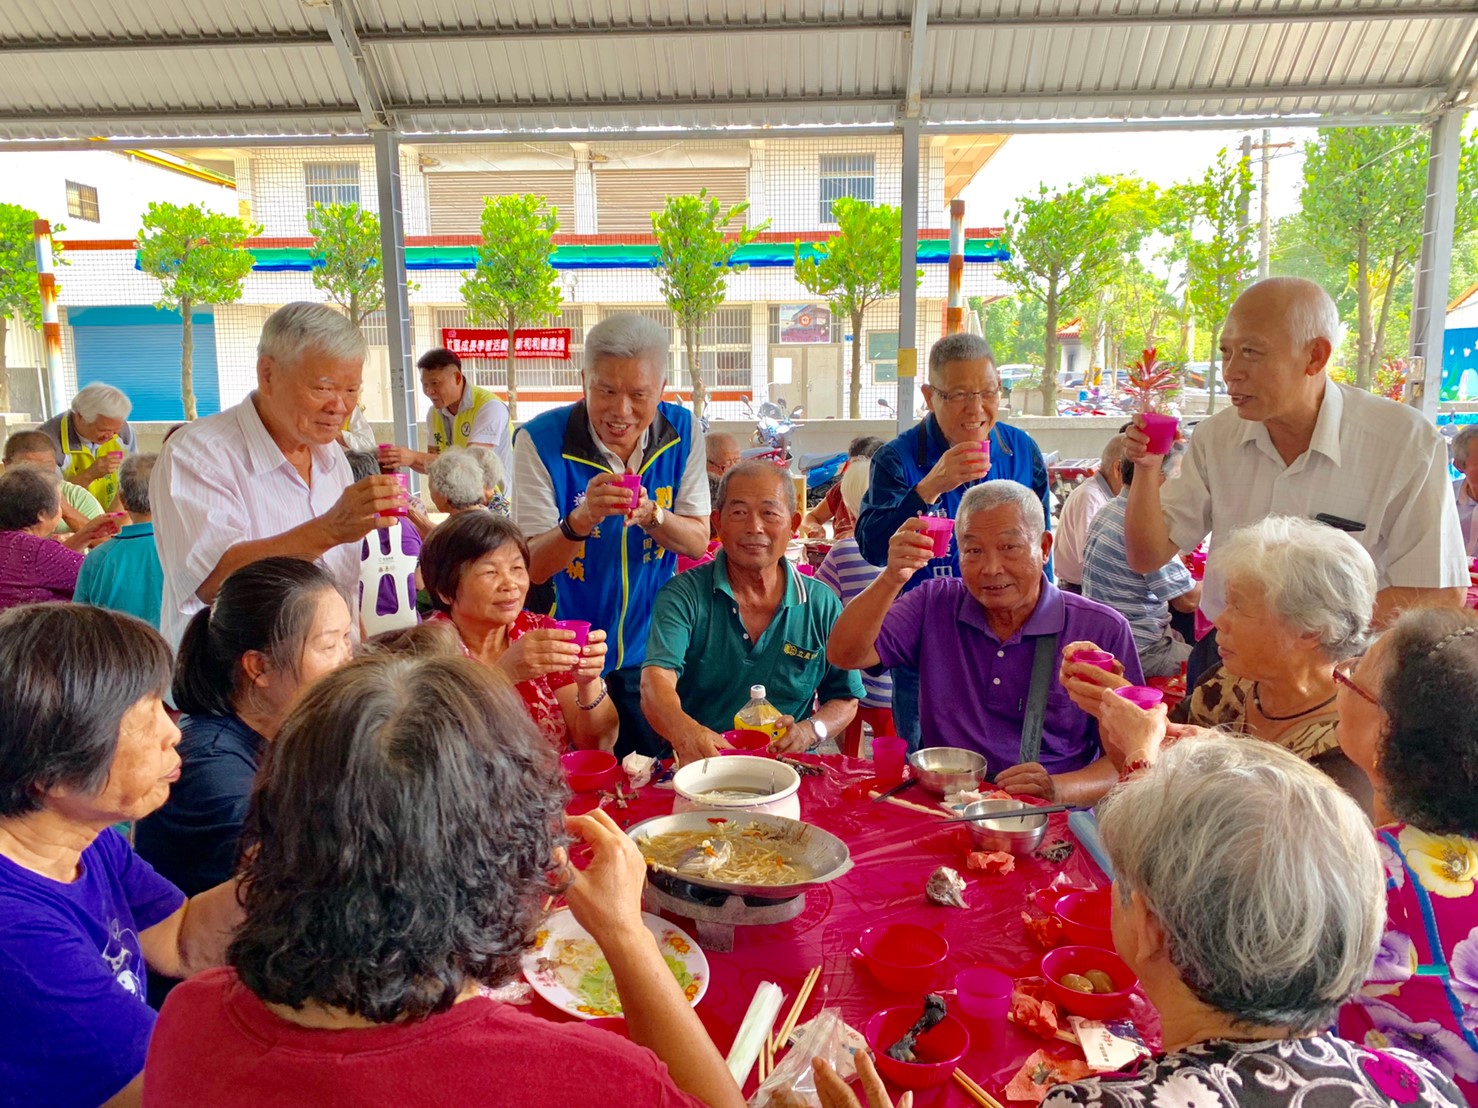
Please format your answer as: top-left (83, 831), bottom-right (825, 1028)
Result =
top-left (426, 447), bottom-right (492, 515)
top-left (36, 381), bottom-right (136, 508)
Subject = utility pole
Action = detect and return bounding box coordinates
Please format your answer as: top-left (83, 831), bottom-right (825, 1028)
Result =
top-left (1259, 128), bottom-right (1272, 279)
top-left (1239, 135), bottom-right (1253, 233)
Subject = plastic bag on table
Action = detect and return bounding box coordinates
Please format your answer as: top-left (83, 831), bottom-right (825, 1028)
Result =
top-left (748, 1008), bottom-right (852, 1108)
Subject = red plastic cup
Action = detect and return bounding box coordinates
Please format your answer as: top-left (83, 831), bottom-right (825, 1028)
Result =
top-left (917, 516), bottom-right (955, 558)
top-left (552, 619), bottom-right (591, 650)
top-left (1140, 412), bottom-right (1179, 455)
top-left (858, 923), bottom-right (950, 992)
top-left (873, 735), bottom-right (908, 783)
top-left (386, 472), bottom-right (409, 517)
top-left (106, 450), bottom-right (123, 461)
top-left (1113, 685), bottom-right (1165, 710)
top-left (1071, 649), bottom-right (1116, 673)
top-left (721, 729), bottom-right (772, 755)
top-left (975, 439), bottom-right (991, 469)
top-left (615, 473), bottom-right (642, 509)
top-left (561, 749), bottom-right (620, 793)
top-left (954, 967), bottom-right (1013, 1022)
top-left (865, 1007), bottom-right (969, 1090)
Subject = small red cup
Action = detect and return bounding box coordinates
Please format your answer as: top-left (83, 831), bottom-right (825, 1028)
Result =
top-left (975, 439), bottom-right (991, 469)
top-left (873, 735), bottom-right (908, 783)
top-left (552, 619), bottom-right (591, 650)
top-left (615, 473), bottom-right (642, 509)
top-left (1071, 649), bottom-right (1116, 673)
top-left (1113, 685), bottom-right (1165, 710)
top-left (386, 472), bottom-right (409, 517)
top-left (721, 729), bottom-right (771, 755)
top-left (917, 516), bottom-right (955, 558)
top-left (1140, 412), bottom-right (1179, 455)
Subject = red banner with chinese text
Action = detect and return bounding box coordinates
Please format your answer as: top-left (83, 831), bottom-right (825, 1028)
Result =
top-left (440, 328), bottom-right (571, 360)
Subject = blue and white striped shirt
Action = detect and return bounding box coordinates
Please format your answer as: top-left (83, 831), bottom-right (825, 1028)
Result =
top-left (1082, 491), bottom-right (1194, 655)
top-left (814, 538), bottom-right (893, 708)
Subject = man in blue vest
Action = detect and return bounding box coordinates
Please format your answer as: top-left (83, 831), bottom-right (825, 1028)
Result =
top-left (513, 314), bottom-right (712, 757)
top-left (855, 332), bottom-right (1051, 749)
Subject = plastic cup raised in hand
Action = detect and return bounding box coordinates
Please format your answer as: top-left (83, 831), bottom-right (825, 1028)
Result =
top-left (1071, 649), bottom-right (1116, 673)
top-left (615, 473), bottom-right (642, 510)
top-left (917, 516), bottom-right (955, 558)
top-left (1140, 412), bottom-right (1179, 455)
top-left (552, 620), bottom-right (591, 668)
top-left (1112, 685), bottom-right (1165, 710)
top-left (387, 472), bottom-right (409, 517)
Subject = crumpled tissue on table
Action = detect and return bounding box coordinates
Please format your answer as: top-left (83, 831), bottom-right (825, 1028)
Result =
top-left (622, 753), bottom-right (656, 789)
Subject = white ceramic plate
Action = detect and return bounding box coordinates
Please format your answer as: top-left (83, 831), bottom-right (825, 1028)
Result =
top-left (521, 910), bottom-right (709, 1019)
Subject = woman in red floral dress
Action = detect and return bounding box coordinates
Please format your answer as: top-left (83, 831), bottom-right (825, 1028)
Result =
top-left (420, 512), bottom-right (619, 753)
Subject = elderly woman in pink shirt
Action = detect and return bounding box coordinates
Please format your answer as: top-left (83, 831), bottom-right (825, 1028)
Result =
top-left (0, 464), bottom-right (116, 610)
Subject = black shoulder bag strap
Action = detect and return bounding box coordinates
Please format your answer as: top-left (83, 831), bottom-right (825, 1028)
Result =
top-left (1018, 632), bottom-right (1060, 765)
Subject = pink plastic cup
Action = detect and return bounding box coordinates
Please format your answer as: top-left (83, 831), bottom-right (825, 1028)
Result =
top-left (954, 967), bottom-right (1013, 1022)
top-left (552, 619), bottom-right (591, 665)
top-left (386, 472), bottom-right (409, 517)
top-left (1071, 649), bottom-right (1116, 673)
top-left (721, 729), bottom-right (772, 755)
top-left (917, 516), bottom-right (955, 558)
top-left (1113, 685), bottom-right (1165, 710)
top-left (873, 735), bottom-right (908, 783)
top-left (106, 450), bottom-right (123, 461)
top-left (975, 439), bottom-right (992, 469)
top-left (1140, 412), bottom-right (1179, 455)
top-left (615, 473), bottom-right (642, 509)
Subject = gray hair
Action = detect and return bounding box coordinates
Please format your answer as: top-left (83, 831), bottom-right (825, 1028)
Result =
top-left (0, 464), bottom-right (61, 530)
top-left (118, 453), bottom-right (155, 515)
top-left (465, 445), bottom-right (506, 497)
top-left (1240, 277), bottom-right (1342, 349)
top-left (583, 313), bottom-right (669, 381)
top-left (927, 333), bottom-right (994, 389)
top-left (1213, 515), bottom-right (1375, 661)
top-left (715, 459), bottom-right (796, 514)
top-left (427, 448), bottom-right (488, 510)
top-left (1098, 735), bottom-right (1384, 1032)
top-left (71, 383), bottom-right (131, 423)
top-left (1452, 424), bottom-right (1478, 464)
top-left (956, 480), bottom-right (1045, 539)
top-left (1100, 434), bottom-right (1128, 471)
top-left (839, 455), bottom-right (872, 517)
top-left (258, 302), bottom-right (368, 367)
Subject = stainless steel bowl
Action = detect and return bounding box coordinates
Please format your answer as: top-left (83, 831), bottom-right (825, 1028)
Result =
top-left (907, 747), bottom-right (987, 795)
top-left (626, 810), bottom-right (853, 898)
top-left (963, 798), bottom-right (1048, 854)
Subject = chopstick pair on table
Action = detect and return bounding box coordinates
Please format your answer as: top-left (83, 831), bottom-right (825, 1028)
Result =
top-left (757, 965), bottom-right (821, 1082)
top-left (952, 1067), bottom-right (1008, 1108)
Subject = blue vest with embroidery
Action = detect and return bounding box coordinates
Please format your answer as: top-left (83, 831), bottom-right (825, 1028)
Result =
top-left (518, 400), bottom-right (693, 673)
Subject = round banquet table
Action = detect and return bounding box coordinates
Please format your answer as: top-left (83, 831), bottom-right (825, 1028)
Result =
top-left (544, 755), bottom-right (1163, 1106)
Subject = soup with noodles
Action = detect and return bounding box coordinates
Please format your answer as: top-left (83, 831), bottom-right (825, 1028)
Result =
top-left (637, 821), bottom-right (811, 886)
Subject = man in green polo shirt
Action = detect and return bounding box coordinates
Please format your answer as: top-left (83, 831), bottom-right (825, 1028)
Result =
top-left (642, 460), bottom-right (863, 764)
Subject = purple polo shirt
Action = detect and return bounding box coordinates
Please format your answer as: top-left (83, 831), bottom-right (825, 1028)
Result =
top-left (874, 576), bottom-right (1143, 776)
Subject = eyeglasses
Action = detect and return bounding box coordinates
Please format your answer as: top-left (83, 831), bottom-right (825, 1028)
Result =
top-left (1332, 656), bottom-right (1379, 708)
top-left (936, 389), bottom-right (1001, 408)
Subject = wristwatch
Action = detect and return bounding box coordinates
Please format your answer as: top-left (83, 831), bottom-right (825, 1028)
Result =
top-left (558, 513), bottom-right (593, 542)
top-left (809, 718), bottom-right (829, 747)
top-left (651, 504), bottom-right (666, 527)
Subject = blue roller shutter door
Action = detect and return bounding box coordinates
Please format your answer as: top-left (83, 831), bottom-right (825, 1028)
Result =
top-left (69, 305), bottom-right (221, 421)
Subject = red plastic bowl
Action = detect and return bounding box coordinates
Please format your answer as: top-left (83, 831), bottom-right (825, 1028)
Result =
top-left (1041, 945), bottom-right (1138, 1019)
top-left (721, 729), bottom-right (772, 755)
top-left (858, 923), bottom-right (950, 992)
top-left (1053, 889), bottom-right (1115, 949)
top-left (561, 750), bottom-right (620, 793)
top-left (865, 1007), bottom-right (970, 1089)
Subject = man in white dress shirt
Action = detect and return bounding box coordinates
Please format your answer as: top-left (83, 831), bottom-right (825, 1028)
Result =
top-left (1055, 433), bottom-right (1126, 593)
top-left (1123, 277), bottom-right (1468, 639)
top-left (152, 302), bottom-right (405, 646)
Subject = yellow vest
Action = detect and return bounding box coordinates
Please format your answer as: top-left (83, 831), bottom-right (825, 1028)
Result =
top-left (429, 384), bottom-right (500, 452)
top-left (58, 415), bottom-right (127, 508)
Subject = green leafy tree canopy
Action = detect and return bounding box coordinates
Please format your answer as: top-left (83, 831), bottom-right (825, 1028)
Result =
top-left (0, 203), bottom-right (63, 414)
top-left (307, 202), bottom-right (398, 327)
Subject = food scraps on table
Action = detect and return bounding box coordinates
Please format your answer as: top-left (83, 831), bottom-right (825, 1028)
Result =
top-left (1004, 1050), bottom-right (1093, 1103)
top-left (884, 994), bottom-right (949, 1062)
top-left (1038, 839), bottom-right (1075, 864)
top-left (1009, 980), bottom-right (1063, 1041)
top-left (1021, 910), bottom-right (1065, 950)
top-left (925, 866), bottom-right (969, 908)
top-left (966, 850), bottom-right (1015, 875)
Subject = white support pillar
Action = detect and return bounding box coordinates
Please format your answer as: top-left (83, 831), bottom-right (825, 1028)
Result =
top-left (1409, 110), bottom-right (1462, 421)
top-left (897, 117), bottom-right (921, 434)
top-left (374, 130), bottom-right (418, 452)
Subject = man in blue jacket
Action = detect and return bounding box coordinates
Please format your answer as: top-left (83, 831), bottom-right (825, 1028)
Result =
top-left (514, 314), bottom-right (713, 757)
top-left (855, 332), bottom-right (1051, 747)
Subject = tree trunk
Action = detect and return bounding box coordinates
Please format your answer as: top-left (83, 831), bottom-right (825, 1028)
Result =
top-left (505, 312), bottom-right (519, 421)
top-left (1042, 288), bottom-right (1059, 412)
top-left (1205, 324), bottom-right (1221, 415)
top-left (1355, 232), bottom-right (1373, 390)
top-left (349, 290), bottom-right (361, 330)
top-left (180, 296), bottom-right (197, 421)
top-left (849, 309), bottom-right (864, 420)
top-left (687, 322), bottom-right (705, 423)
top-left (0, 314), bottom-right (10, 415)
top-left (1372, 248), bottom-right (1404, 383)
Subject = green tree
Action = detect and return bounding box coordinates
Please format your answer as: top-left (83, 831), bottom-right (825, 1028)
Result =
top-left (794, 196), bottom-right (915, 419)
top-left (0, 204), bottom-right (62, 415)
top-left (652, 190), bottom-right (766, 420)
top-left (307, 202), bottom-right (405, 328)
top-left (970, 294), bottom-right (1046, 369)
top-left (1083, 259), bottom-right (1178, 376)
top-left (460, 194), bottom-right (562, 420)
top-left (998, 179), bottom-right (1122, 409)
top-left (1177, 147), bottom-right (1255, 412)
top-left (137, 202), bottom-right (258, 420)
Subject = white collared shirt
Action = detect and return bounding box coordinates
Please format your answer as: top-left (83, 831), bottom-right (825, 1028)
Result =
top-left (152, 394), bottom-right (358, 647)
top-left (1160, 374), bottom-right (1470, 618)
top-left (428, 380), bottom-right (513, 479)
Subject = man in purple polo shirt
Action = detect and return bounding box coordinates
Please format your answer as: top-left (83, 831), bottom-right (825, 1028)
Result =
top-left (829, 480), bottom-right (1141, 805)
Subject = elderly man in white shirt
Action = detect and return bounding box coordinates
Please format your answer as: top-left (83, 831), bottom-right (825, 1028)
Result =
top-left (1055, 433), bottom-right (1126, 592)
top-left (152, 302), bottom-right (405, 646)
top-left (1123, 277), bottom-right (1468, 633)
top-left (1452, 424), bottom-right (1478, 557)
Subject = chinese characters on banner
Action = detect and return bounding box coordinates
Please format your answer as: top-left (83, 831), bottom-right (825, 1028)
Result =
top-left (440, 328), bottom-right (572, 360)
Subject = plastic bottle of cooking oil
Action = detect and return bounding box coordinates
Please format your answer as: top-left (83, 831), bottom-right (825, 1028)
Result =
top-left (734, 684), bottom-right (784, 742)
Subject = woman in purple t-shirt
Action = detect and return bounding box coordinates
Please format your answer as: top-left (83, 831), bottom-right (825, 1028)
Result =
top-left (0, 605), bottom-right (244, 1107)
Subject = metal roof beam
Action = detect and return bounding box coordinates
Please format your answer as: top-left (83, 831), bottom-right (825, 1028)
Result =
top-left (903, 0), bottom-right (929, 118)
top-left (318, 0), bottom-right (394, 130)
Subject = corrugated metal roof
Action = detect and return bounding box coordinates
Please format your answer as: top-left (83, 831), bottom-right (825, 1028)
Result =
top-left (0, 0), bottom-right (1474, 143)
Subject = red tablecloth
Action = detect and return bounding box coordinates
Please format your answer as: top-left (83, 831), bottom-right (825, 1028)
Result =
top-left (549, 757), bottom-right (1162, 1106)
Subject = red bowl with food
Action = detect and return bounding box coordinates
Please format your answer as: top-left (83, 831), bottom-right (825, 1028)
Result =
top-left (1053, 889), bottom-right (1115, 949)
top-left (561, 750), bottom-right (620, 793)
top-left (858, 923), bottom-right (950, 992)
top-left (865, 1006), bottom-right (970, 1090)
top-left (1041, 945), bottom-right (1138, 1019)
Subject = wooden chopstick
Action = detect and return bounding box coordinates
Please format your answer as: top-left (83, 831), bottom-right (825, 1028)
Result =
top-left (953, 1069), bottom-right (1007, 1108)
top-left (1006, 1011), bottom-right (1079, 1044)
top-left (774, 966), bottom-right (821, 1050)
top-left (761, 1032), bottom-right (774, 1081)
top-left (866, 790), bottom-right (952, 819)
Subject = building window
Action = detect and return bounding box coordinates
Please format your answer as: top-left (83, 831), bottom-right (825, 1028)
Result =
top-left (768, 305), bottom-right (843, 344)
top-left (65, 181), bottom-right (99, 222)
top-left (305, 162), bottom-right (361, 209)
top-left (818, 154), bottom-right (875, 223)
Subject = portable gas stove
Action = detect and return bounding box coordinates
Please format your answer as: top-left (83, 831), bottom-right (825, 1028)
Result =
top-left (643, 869), bottom-right (805, 952)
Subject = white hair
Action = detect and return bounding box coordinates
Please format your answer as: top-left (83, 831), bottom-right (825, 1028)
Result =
top-left (1452, 424), bottom-right (1478, 464)
top-left (426, 448), bottom-right (488, 511)
top-left (956, 480), bottom-right (1045, 539)
top-left (1098, 735), bottom-right (1384, 1032)
top-left (583, 313), bottom-right (670, 380)
top-left (1241, 277), bottom-right (1342, 349)
top-left (1213, 514), bottom-right (1375, 661)
top-left (117, 453), bottom-right (155, 514)
top-left (927, 332), bottom-right (995, 389)
top-left (839, 455), bottom-right (872, 518)
top-left (465, 445), bottom-right (506, 497)
top-left (71, 383), bottom-right (131, 422)
top-left (257, 302), bottom-right (368, 367)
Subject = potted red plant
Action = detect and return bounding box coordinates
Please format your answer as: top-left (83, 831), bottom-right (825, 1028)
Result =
top-left (1125, 347), bottom-right (1179, 454)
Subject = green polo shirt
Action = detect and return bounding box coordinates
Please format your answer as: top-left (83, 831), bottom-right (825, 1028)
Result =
top-left (644, 550), bottom-right (864, 733)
